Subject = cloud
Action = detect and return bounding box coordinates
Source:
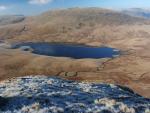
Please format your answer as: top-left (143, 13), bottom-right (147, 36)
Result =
top-left (29, 0), bottom-right (53, 5)
top-left (0, 5), bottom-right (7, 10)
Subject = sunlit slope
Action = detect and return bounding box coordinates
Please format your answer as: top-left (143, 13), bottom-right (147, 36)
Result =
top-left (0, 8), bottom-right (149, 43)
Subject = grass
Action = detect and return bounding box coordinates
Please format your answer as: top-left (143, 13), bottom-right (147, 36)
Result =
top-left (0, 8), bottom-right (149, 97)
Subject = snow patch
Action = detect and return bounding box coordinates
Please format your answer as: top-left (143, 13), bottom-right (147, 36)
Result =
top-left (0, 75), bottom-right (149, 113)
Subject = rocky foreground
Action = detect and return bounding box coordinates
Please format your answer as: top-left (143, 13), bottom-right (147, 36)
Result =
top-left (0, 76), bottom-right (149, 113)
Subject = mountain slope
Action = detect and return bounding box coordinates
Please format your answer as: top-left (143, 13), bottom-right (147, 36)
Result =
top-left (0, 8), bottom-right (149, 43)
top-left (122, 8), bottom-right (150, 19)
top-left (0, 8), bottom-right (150, 98)
top-left (34, 8), bottom-right (147, 25)
top-left (0, 76), bottom-right (149, 113)
top-left (0, 15), bottom-right (25, 26)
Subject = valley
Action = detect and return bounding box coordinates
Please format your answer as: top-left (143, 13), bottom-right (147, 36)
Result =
top-left (0, 8), bottom-right (150, 98)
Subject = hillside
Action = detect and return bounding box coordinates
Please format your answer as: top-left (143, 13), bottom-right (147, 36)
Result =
top-left (35, 8), bottom-right (147, 25)
top-left (0, 15), bottom-right (25, 26)
top-left (122, 8), bottom-right (150, 19)
top-left (0, 76), bottom-right (149, 113)
top-left (0, 8), bottom-right (149, 43)
top-left (0, 8), bottom-right (150, 98)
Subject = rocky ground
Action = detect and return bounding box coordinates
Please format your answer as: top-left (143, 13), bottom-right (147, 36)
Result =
top-left (0, 76), bottom-right (149, 113)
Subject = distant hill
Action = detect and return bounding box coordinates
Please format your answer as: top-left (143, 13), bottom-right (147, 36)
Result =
top-left (0, 8), bottom-right (149, 43)
top-left (0, 15), bottom-right (25, 26)
top-left (122, 8), bottom-right (150, 19)
top-left (34, 8), bottom-right (147, 25)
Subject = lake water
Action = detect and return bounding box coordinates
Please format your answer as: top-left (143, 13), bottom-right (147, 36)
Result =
top-left (12, 42), bottom-right (120, 59)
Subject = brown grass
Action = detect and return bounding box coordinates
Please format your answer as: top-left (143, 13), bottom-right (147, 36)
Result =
top-left (0, 8), bottom-right (149, 97)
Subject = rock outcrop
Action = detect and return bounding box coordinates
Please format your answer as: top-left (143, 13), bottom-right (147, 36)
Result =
top-left (0, 76), bottom-right (149, 113)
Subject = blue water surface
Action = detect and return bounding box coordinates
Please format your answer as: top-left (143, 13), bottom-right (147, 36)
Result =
top-left (13, 42), bottom-right (120, 59)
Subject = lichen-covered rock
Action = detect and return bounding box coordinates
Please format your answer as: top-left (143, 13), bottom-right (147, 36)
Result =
top-left (0, 75), bottom-right (149, 113)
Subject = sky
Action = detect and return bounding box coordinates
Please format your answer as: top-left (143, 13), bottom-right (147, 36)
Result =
top-left (0, 0), bottom-right (150, 15)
